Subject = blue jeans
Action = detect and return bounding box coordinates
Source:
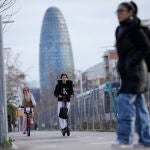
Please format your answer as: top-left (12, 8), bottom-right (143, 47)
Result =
top-left (117, 93), bottom-right (150, 146)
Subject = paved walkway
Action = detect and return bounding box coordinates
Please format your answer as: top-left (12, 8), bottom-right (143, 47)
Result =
top-left (8, 131), bottom-right (138, 150)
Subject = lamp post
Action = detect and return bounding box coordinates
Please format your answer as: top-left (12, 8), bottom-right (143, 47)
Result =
top-left (0, 15), bottom-right (8, 143)
top-left (76, 70), bottom-right (83, 94)
top-left (0, 17), bottom-right (14, 143)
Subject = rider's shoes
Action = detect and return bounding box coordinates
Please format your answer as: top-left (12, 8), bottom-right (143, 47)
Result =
top-left (64, 127), bottom-right (68, 131)
top-left (61, 127), bottom-right (69, 132)
top-left (61, 128), bottom-right (65, 135)
top-left (61, 128), bottom-right (65, 132)
top-left (61, 127), bottom-right (68, 133)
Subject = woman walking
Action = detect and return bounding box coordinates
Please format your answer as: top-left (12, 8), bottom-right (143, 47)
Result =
top-left (112, 1), bottom-right (150, 149)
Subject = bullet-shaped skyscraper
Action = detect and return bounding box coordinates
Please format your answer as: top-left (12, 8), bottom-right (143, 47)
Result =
top-left (40, 7), bottom-right (74, 98)
top-left (39, 7), bottom-right (74, 128)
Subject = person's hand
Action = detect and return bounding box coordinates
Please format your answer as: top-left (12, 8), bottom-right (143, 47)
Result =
top-left (58, 95), bottom-right (62, 98)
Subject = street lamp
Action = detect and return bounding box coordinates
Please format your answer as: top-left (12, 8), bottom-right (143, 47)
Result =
top-left (0, 15), bottom-right (8, 143)
top-left (0, 17), bottom-right (14, 143)
top-left (2, 21), bottom-right (14, 24)
top-left (76, 70), bottom-right (83, 94)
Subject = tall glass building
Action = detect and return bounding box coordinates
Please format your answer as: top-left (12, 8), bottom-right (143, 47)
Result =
top-left (39, 7), bottom-right (74, 128)
top-left (40, 7), bottom-right (74, 96)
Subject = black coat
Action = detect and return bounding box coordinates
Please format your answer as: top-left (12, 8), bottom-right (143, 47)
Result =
top-left (54, 80), bottom-right (74, 102)
top-left (116, 17), bottom-right (150, 94)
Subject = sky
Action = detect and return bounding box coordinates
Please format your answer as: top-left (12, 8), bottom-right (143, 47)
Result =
top-left (3, 0), bottom-right (150, 82)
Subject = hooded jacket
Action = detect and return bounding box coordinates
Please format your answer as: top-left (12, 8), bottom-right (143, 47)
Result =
top-left (54, 80), bottom-right (74, 102)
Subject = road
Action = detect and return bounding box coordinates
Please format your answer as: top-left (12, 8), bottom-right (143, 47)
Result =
top-left (8, 131), bottom-right (138, 150)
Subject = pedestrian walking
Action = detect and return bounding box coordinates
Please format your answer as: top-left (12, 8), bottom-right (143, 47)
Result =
top-left (112, 1), bottom-right (150, 149)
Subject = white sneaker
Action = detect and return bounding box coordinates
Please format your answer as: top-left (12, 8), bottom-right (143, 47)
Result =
top-left (111, 141), bottom-right (133, 149)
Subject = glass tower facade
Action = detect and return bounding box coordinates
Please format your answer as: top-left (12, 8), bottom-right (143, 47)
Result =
top-left (39, 7), bottom-right (74, 128)
top-left (40, 7), bottom-right (74, 96)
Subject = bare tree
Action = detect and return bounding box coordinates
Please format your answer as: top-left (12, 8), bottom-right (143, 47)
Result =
top-left (0, 0), bottom-right (17, 31)
top-left (4, 48), bottom-right (26, 101)
top-left (0, 0), bottom-right (16, 18)
top-left (3, 48), bottom-right (26, 132)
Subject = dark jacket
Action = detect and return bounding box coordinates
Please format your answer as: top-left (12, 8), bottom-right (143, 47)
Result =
top-left (54, 80), bottom-right (74, 102)
top-left (116, 17), bottom-right (150, 94)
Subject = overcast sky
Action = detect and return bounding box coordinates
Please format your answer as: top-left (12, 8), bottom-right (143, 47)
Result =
top-left (3, 0), bottom-right (150, 82)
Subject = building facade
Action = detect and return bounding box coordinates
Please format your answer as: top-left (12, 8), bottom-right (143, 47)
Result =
top-left (142, 19), bottom-right (150, 27)
top-left (78, 50), bottom-right (118, 93)
top-left (82, 62), bottom-right (105, 92)
top-left (103, 50), bottom-right (118, 82)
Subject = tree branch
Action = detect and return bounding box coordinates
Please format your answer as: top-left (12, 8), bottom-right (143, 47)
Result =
top-left (0, 0), bottom-right (8, 9)
top-left (0, 0), bottom-right (16, 14)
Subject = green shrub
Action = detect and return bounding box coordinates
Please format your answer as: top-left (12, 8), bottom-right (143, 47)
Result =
top-left (0, 136), bottom-right (14, 149)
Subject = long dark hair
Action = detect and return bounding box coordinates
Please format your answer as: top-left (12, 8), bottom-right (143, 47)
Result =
top-left (119, 1), bottom-right (138, 16)
top-left (60, 73), bottom-right (68, 79)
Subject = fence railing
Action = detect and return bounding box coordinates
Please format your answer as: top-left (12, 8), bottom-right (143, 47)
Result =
top-left (70, 81), bottom-right (120, 131)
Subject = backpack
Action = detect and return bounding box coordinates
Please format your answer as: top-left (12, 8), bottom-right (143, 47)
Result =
top-left (141, 25), bottom-right (150, 72)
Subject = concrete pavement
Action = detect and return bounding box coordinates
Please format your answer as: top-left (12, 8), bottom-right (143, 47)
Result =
top-left (8, 131), bottom-right (138, 150)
